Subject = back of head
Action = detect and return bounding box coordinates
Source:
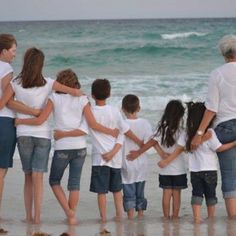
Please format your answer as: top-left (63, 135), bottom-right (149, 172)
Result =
top-left (91, 78), bottom-right (110, 100)
top-left (0, 34), bottom-right (17, 53)
top-left (218, 34), bottom-right (236, 59)
top-left (122, 94), bottom-right (140, 114)
top-left (17, 47), bottom-right (45, 88)
top-left (56, 69), bottom-right (80, 94)
top-left (157, 99), bottom-right (185, 147)
top-left (186, 102), bottom-right (206, 151)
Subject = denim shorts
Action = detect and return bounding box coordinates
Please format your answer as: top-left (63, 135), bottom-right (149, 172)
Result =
top-left (17, 136), bottom-right (51, 173)
top-left (90, 166), bottom-right (122, 193)
top-left (190, 171), bottom-right (217, 206)
top-left (215, 119), bottom-right (236, 198)
top-left (122, 181), bottom-right (147, 212)
top-left (49, 148), bottom-right (86, 191)
top-left (159, 174), bottom-right (188, 189)
top-left (0, 117), bottom-right (16, 168)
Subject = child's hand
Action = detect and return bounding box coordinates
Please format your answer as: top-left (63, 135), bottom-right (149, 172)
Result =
top-left (54, 130), bottom-right (64, 140)
top-left (111, 128), bottom-right (119, 138)
top-left (31, 108), bottom-right (42, 117)
top-left (127, 150), bottom-right (139, 161)
top-left (201, 130), bottom-right (212, 143)
top-left (14, 118), bottom-right (21, 126)
top-left (102, 151), bottom-right (114, 162)
top-left (158, 159), bottom-right (169, 168)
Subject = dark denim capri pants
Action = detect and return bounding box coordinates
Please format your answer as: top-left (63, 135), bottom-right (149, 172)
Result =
top-left (191, 171), bottom-right (217, 206)
top-left (0, 117), bottom-right (16, 168)
top-left (215, 119), bottom-right (236, 198)
top-left (49, 148), bottom-right (86, 191)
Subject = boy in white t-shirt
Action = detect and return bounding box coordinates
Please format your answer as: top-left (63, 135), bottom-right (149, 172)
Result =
top-left (121, 94), bottom-right (153, 219)
top-left (89, 79), bottom-right (142, 223)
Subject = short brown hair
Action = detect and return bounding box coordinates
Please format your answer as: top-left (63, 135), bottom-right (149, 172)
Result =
top-left (56, 69), bottom-right (80, 89)
top-left (122, 94), bottom-right (140, 113)
top-left (91, 79), bottom-right (110, 100)
top-left (0, 34), bottom-right (17, 53)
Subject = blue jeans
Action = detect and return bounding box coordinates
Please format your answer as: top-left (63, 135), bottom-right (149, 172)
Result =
top-left (49, 148), bottom-right (86, 191)
top-left (17, 136), bottom-right (51, 173)
top-left (122, 181), bottom-right (147, 212)
top-left (215, 119), bottom-right (236, 198)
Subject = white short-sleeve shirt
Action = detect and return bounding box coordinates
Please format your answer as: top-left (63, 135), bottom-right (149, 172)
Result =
top-left (154, 129), bottom-right (187, 175)
top-left (11, 77), bottom-right (54, 139)
top-left (178, 129), bottom-right (221, 172)
top-left (89, 104), bottom-right (129, 169)
top-left (205, 62), bottom-right (236, 127)
top-left (121, 118), bottom-right (153, 184)
top-left (49, 93), bottom-right (89, 150)
top-left (0, 61), bottom-right (15, 118)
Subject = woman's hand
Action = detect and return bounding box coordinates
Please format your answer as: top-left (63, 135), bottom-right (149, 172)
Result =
top-left (191, 134), bottom-right (202, 150)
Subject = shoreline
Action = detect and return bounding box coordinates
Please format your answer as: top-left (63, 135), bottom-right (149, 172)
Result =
top-left (1, 155), bottom-right (234, 235)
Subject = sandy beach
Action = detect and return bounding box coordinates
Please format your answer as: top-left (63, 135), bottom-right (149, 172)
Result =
top-left (0, 150), bottom-right (235, 236)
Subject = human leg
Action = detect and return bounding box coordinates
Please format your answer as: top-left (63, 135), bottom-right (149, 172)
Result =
top-left (0, 117), bottom-right (16, 215)
top-left (31, 137), bottom-right (51, 224)
top-left (113, 191), bottom-right (123, 220)
top-left (215, 119), bottom-right (236, 217)
top-left (98, 193), bottom-right (107, 222)
top-left (32, 171), bottom-right (44, 224)
top-left (0, 168), bottom-right (8, 212)
top-left (49, 150), bottom-right (76, 223)
top-left (162, 189), bottom-right (172, 219)
top-left (90, 166), bottom-right (110, 222)
top-left (122, 184), bottom-right (136, 219)
top-left (17, 136), bottom-right (35, 222)
top-left (67, 149), bottom-right (86, 211)
top-left (109, 168), bottom-right (123, 220)
top-left (204, 171), bottom-right (217, 219)
top-left (135, 181), bottom-right (147, 219)
top-left (171, 174), bottom-right (187, 218)
top-left (191, 172), bottom-right (204, 223)
top-left (172, 190), bottom-right (181, 219)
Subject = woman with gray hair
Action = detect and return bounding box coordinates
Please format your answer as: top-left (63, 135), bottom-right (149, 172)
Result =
top-left (191, 35), bottom-right (236, 218)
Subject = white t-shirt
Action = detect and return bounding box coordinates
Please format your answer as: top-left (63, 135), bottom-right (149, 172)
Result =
top-left (0, 61), bottom-right (15, 118)
top-left (89, 104), bottom-right (129, 169)
top-left (121, 118), bottom-right (153, 184)
top-left (11, 77), bottom-right (54, 139)
top-left (49, 93), bottom-right (89, 150)
top-left (154, 129), bottom-right (187, 175)
top-left (178, 129), bottom-right (221, 172)
top-left (205, 62), bottom-right (236, 127)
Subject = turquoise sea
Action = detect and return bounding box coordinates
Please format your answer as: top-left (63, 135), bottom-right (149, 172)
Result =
top-left (1, 18), bottom-right (236, 124)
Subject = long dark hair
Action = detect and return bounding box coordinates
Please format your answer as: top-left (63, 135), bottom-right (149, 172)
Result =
top-left (185, 102), bottom-right (214, 151)
top-left (156, 100), bottom-right (185, 147)
top-left (15, 47), bottom-right (46, 88)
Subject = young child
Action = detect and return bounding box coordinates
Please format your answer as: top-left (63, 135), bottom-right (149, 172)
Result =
top-left (88, 79), bottom-right (142, 223)
top-left (121, 94), bottom-right (153, 220)
top-left (127, 100), bottom-right (187, 219)
top-left (15, 69), bottom-right (119, 225)
top-left (158, 102), bottom-right (236, 223)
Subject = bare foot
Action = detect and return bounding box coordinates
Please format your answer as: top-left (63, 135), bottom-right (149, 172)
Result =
top-left (194, 218), bottom-right (203, 224)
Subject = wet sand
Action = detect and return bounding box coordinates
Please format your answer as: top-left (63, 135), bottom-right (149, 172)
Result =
top-left (1, 152), bottom-right (235, 236)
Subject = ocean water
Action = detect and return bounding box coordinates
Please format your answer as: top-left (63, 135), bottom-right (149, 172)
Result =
top-left (1, 18), bottom-right (236, 126)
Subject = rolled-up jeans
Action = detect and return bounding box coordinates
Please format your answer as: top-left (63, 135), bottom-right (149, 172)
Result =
top-left (215, 119), bottom-right (236, 199)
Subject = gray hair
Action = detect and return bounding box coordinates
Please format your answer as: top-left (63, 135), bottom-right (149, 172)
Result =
top-left (218, 35), bottom-right (236, 58)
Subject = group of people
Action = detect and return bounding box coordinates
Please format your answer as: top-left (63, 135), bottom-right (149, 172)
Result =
top-left (0, 33), bottom-right (236, 226)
